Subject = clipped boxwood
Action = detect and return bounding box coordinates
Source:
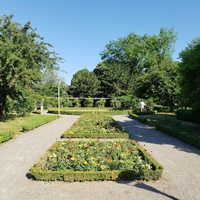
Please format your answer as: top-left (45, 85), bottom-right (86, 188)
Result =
top-left (22, 115), bottom-right (59, 132)
top-left (0, 131), bottom-right (15, 143)
top-left (128, 112), bottom-right (200, 149)
top-left (62, 112), bottom-right (129, 138)
top-left (29, 140), bottom-right (163, 182)
top-left (47, 108), bottom-right (129, 115)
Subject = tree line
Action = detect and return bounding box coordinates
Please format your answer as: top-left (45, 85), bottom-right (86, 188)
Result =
top-left (0, 15), bottom-right (200, 120)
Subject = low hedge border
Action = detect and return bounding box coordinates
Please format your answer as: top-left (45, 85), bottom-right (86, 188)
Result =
top-left (128, 113), bottom-right (200, 149)
top-left (47, 109), bottom-right (129, 115)
top-left (0, 131), bottom-right (15, 143)
top-left (155, 124), bottom-right (200, 149)
top-left (22, 115), bottom-right (59, 132)
top-left (29, 140), bottom-right (163, 182)
top-left (62, 133), bottom-right (129, 139)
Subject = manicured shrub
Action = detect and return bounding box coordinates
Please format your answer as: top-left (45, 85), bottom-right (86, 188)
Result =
top-left (29, 140), bottom-right (163, 182)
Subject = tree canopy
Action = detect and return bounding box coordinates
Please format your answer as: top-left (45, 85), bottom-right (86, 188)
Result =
top-left (69, 68), bottom-right (100, 97)
top-left (0, 14), bottom-right (62, 116)
top-left (179, 37), bottom-right (200, 118)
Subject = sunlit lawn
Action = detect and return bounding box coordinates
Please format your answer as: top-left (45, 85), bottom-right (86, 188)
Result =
top-left (0, 114), bottom-right (57, 134)
top-left (139, 113), bottom-right (200, 137)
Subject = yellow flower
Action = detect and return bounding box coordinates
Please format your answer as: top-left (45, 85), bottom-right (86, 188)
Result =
top-left (83, 161), bottom-right (88, 165)
top-left (70, 157), bottom-right (75, 161)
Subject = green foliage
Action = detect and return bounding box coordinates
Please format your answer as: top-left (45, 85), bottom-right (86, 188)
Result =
top-left (0, 131), bottom-right (15, 143)
top-left (72, 98), bottom-right (81, 107)
top-left (22, 115), bottom-right (58, 132)
top-left (179, 38), bottom-right (200, 120)
top-left (69, 68), bottom-right (100, 97)
top-left (110, 97), bottom-right (121, 108)
top-left (84, 98), bottom-right (94, 107)
top-left (120, 95), bottom-right (139, 110)
top-left (0, 114), bottom-right (58, 144)
top-left (62, 112), bottom-right (129, 138)
top-left (47, 107), bottom-right (129, 115)
top-left (129, 113), bottom-right (200, 149)
top-left (176, 109), bottom-right (199, 123)
top-left (0, 14), bottom-right (62, 117)
top-left (96, 98), bottom-right (106, 107)
top-left (135, 60), bottom-right (181, 110)
top-left (97, 28), bottom-right (177, 99)
top-left (153, 105), bottom-right (170, 112)
top-left (30, 140), bottom-right (163, 182)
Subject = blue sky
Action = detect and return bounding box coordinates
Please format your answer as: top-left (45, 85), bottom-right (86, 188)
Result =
top-left (1, 0), bottom-right (200, 84)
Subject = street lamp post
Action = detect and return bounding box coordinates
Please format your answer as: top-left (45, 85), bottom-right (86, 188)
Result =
top-left (58, 81), bottom-right (61, 116)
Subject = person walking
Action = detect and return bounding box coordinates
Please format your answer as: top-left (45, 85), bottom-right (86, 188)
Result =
top-left (140, 100), bottom-right (146, 112)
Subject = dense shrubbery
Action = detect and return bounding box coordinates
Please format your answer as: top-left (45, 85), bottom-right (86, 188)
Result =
top-left (176, 109), bottom-right (200, 124)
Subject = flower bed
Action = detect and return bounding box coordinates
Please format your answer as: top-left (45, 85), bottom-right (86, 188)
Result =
top-left (62, 112), bottom-right (129, 138)
top-left (30, 140), bottom-right (163, 182)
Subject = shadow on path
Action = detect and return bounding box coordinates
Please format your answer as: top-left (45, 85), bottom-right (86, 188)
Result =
top-left (113, 115), bottom-right (200, 156)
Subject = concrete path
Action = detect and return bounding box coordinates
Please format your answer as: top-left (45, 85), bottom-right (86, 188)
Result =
top-left (0, 115), bottom-right (200, 200)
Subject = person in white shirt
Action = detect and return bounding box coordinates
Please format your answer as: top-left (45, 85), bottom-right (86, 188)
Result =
top-left (140, 100), bottom-right (146, 112)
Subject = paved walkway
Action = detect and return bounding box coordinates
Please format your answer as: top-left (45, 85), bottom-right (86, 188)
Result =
top-left (0, 115), bottom-right (200, 200)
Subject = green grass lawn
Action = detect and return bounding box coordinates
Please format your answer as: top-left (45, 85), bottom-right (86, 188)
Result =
top-left (0, 114), bottom-right (58, 143)
top-left (130, 112), bottom-right (200, 148)
top-left (141, 113), bottom-right (200, 137)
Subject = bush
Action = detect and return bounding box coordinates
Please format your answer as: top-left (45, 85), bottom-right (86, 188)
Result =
top-left (153, 105), bottom-right (169, 113)
top-left (84, 98), bottom-right (94, 107)
top-left (0, 131), bottom-right (15, 143)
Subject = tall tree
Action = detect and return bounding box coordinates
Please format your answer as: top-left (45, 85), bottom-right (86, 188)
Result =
top-left (69, 68), bottom-right (100, 97)
top-left (0, 15), bottom-right (62, 116)
top-left (135, 60), bottom-right (181, 110)
top-left (179, 37), bottom-right (200, 118)
top-left (93, 61), bottom-right (134, 97)
top-left (99, 28), bottom-right (177, 96)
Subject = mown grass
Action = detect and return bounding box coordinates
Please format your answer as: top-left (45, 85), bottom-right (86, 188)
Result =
top-left (142, 113), bottom-right (200, 137)
top-left (129, 112), bottom-right (200, 148)
top-left (0, 114), bottom-right (58, 143)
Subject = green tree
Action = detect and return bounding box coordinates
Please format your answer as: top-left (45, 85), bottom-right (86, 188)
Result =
top-left (93, 62), bottom-right (133, 97)
top-left (98, 28), bottom-right (177, 96)
top-left (0, 15), bottom-right (62, 117)
top-left (135, 60), bottom-right (181, 111)
top-left (179, 38), bottom-right (200, 118)
top-left (69, 68), bottom-right (100, 97)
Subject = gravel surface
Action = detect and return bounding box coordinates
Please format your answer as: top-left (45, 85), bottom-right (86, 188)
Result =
top-left (0, 115), bottom-right (200, 200)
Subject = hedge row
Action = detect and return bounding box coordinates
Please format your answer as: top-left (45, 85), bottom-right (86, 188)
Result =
top-left (47, 109), bottom-right (129, 115)
top-left (22, 115), bottom-right (59, 132)
top-left (129, 113), bottom-right (200, 149)
top-left (0, 131), bottom-right (15, 144)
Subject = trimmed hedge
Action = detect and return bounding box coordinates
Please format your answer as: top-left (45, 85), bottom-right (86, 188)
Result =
top-left (29, 140), bottom-right (163, 182)
top-left (22, 115), bottom-right (59, 132)
top-left (129, 113), bottom-right (200, 149)
top-left (47, 108), bottom-right (129, 115)
top-left (0, 131), bottom-right (15, 143)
